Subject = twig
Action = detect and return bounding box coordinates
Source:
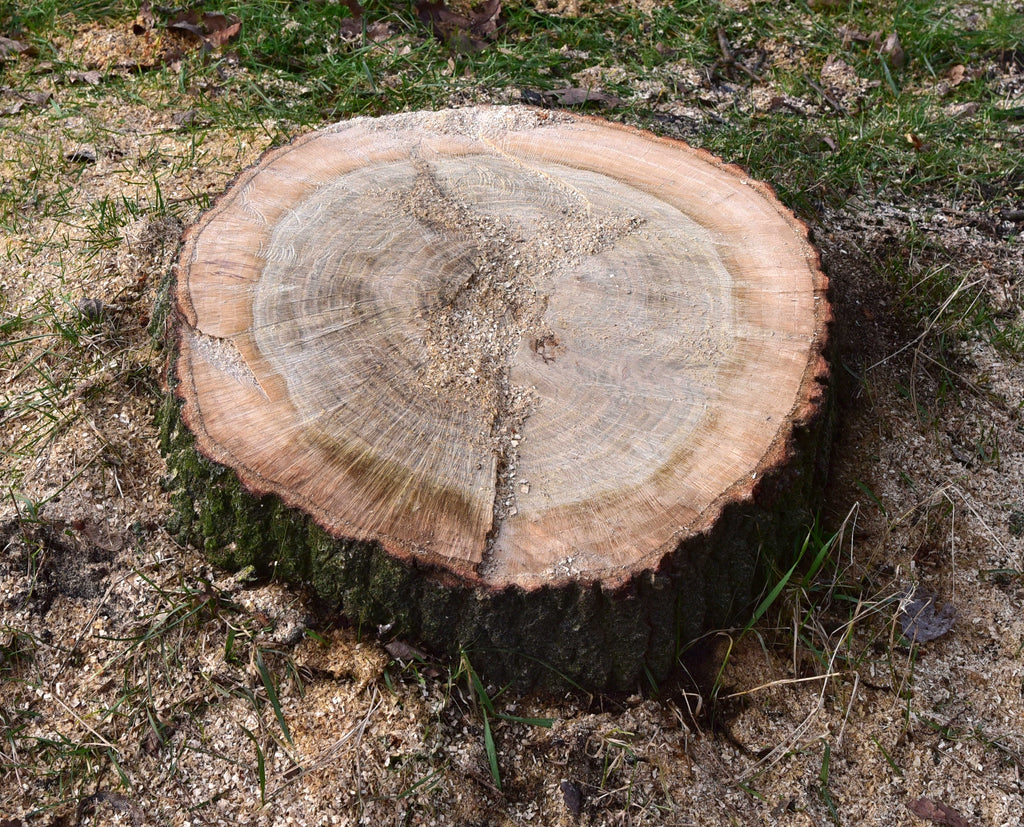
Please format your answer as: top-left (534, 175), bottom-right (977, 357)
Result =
top-left (723, 672), bottom-right (842, 699)
top-left (804, 76), bottom-right (847, 115)
top-left (714, 27), bottom-right (763, 83)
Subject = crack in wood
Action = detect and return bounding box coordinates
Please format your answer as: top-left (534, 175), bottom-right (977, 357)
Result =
top-left (187, 329), bottom-right (268, 399)
top-left (395, 150), bottom-right (646, 569)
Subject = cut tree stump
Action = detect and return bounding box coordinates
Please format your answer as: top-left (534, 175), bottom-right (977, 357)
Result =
top-left (159, 106), bottom-right (831, 691)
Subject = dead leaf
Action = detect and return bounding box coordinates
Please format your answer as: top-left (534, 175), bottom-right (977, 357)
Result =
top-left (67, 70), bottom-right (103, 85)
top-left (339, 16), bottom-right (395, 42)
top-left (548, 86), bottom-right (621, 107)
top-left (169, 10), bottom-right (241, 50)
top-left (0, 35), bottom-right (34, 61)
top-left (904, 132), bottom-right (924, 151)
top-left (899, 589), bottom-right (955, 642)
top-left (133, 0), bottom-right (157, 35)
top-left (416, 0), bottom-right (502, 53)
top-left (947, 64), bottom-right (966, 85)
top-left (908, 797), bottom-right (972, 827)
top-left (881, 31), bottom-right (905, 69)
top-left (384, 639), bottom-right (429, 661)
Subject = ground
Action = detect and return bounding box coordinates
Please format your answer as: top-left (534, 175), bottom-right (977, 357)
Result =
top-left (1, 1), bottom-right (1023, 825)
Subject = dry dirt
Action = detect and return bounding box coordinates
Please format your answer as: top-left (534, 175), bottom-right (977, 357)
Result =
top-left (2, 12), bottom-right (1024, 827)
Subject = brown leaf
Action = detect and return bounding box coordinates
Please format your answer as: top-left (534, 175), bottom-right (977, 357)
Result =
top-left (67, 69), bottom-right (103, 85)
top-left (416, 0), bottom-right (502, 53)
top-left (339, 16), bottom-right (394, 42)
top-left (201, 12), bottom-right (242, 47)
top-left (384, 639), bottom-right (429, 661)
top-left (904, 132), bottom-right (924, 151)
top-left (549, 86), bottom-right (622, 107)
top-left (169, 9), bottom-right (241, 50)
top-left (133, 0), bottom-right (157, 35)
top-left (908, 797), bottom-right (972, 827)
top-left (899, 589), bottom-right (955, 641)
top-left (0, 35), bottom-right (34, 61)
top-left (881, 31), bottom-right (905, 69)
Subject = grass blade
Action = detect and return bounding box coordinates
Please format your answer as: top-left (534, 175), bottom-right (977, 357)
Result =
top-left (240, 724), bottom-right (267, 805)
top-left (482, 709), bottom-right (501, 792)
top-left (256, 648), bottom-right (293, 746)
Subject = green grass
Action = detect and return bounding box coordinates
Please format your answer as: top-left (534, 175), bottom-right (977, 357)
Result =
top-left (1, 0), bottom-right (1023, 820)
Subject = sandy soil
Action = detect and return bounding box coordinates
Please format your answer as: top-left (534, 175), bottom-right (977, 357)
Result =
top-left (1, 9), bottom-right (1023, 827)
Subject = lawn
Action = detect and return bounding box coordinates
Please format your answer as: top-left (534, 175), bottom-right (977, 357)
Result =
top-left (1, 0), bottom-right (1023, 824)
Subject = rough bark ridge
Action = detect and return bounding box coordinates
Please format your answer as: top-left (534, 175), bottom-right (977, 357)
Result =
top-left (159, 106), bottom-right (832, 691)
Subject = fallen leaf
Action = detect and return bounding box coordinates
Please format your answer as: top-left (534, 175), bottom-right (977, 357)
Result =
top-left (133, 0), bottom-right (157, 35)
top-left (560, 779), bottom-right (585, 816)
top-left (67, 70), bottom-right (103, 85)
top-left (548, 86), bottom-right (622, 107)
top-left (899, 589), bottom-right (956, 643)
top-left (881, 31), bottom-right (905, 69)
top-left (169, 10), bottom-right (241, 50)
top-left (384, 639), bottom-right (429, 661)
top-left (339, 16), bottom-right (395, 42)
top-left (0, 35), bottom-right (33, 61)
top-left (904, 131), bottom-right (924, 151)
top-left (416, 0), bottom-right (502, 53)
top-left (908, 796), bottom-right (972, 826)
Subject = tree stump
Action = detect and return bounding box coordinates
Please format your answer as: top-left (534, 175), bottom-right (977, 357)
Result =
top-left (159, 106), bottom-right (831, 691)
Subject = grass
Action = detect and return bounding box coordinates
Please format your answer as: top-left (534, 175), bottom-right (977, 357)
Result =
top-left (1, 0), bottom-right (1023, 822)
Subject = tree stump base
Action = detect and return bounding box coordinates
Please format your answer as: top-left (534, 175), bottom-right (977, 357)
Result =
top-left (158, 106), bottom-right (831, 691)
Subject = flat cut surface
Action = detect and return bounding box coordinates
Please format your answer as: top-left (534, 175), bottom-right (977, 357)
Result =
top-left (175, 106), bottom-right (829, 587)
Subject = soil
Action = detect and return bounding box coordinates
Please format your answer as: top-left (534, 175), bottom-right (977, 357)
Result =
top-left (1, 12), bottom-right (1023, 827)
